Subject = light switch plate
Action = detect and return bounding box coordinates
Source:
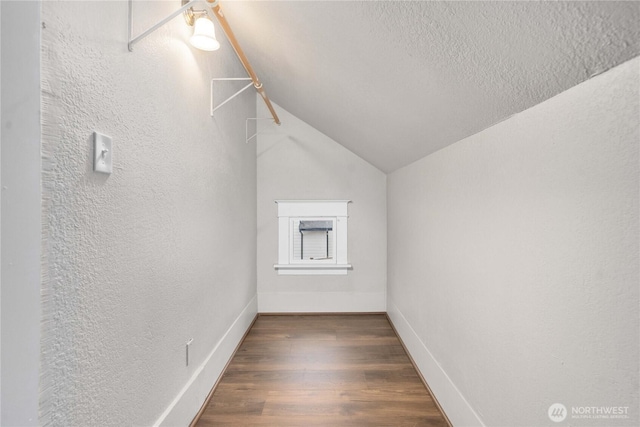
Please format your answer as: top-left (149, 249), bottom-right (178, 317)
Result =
top-left (93, 131), bottom-right (112, 174)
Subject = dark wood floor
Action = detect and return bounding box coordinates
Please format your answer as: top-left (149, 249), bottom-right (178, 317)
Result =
top-left (194, 314), bottom-right (449, 426)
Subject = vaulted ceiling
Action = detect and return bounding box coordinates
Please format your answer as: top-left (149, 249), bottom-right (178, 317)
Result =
top-left (223, 1), bottom-right (640, 173)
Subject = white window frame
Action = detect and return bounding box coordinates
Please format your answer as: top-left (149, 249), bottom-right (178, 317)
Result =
top-left (274, 200), bottom-right (351, 275)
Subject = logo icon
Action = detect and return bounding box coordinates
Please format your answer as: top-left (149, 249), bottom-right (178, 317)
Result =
top-left (548, 403), bottom-right (567, 422)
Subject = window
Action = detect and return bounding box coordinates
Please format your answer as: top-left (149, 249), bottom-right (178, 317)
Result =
top-left (291, 218), bottom-right (335, 263)
top-left (274, 200), bottom-right (351, 275)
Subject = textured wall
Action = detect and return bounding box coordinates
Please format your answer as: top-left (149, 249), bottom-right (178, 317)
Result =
top-left (1, 1), bottom-right (42, 425)
top-left (257, 101), bottom-right (386, 312)
top-left (40, 1), bottom-right (256, 425)
top-left (224, 1), bottom-right (640, 172)
top-left (388, 57), bottom-right (639, 426)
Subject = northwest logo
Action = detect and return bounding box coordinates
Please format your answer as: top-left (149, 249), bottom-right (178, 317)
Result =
top-left (548, 403), bottom-right (568, 422)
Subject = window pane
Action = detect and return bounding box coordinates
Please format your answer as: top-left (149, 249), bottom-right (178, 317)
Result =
top-left (292, 219), bottom-right (335, 260)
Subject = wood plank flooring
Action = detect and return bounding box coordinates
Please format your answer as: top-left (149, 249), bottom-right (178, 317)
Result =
top-left (194, 314), bottom-right (449, 426)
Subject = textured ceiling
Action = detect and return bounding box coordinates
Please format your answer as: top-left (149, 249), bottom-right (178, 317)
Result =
top-left (223, 1), bottom-right (640, 172)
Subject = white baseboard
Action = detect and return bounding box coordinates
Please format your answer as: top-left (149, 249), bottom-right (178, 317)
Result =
top-left (387, 299), bottom-right (484, 427)
top-left (154, 296), bottom-right (258, 427)
top-left (258, 291), bottom-right (386, 313)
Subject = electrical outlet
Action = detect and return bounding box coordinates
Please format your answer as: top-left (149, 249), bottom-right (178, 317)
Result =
top-left (186, 339), bottom-right (193, 366)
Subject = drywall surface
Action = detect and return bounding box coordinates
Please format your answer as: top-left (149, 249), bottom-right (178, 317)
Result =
top-left (257, 101), bottom-right (386, 312)
top-left (224, 1), bottom-right (640, 172)
top-left (40, 1), bottom-right (257, 425)
top-left (1, 1), bottom-right (42, 425)
top-left (388, 57), bottom-right (639, 426)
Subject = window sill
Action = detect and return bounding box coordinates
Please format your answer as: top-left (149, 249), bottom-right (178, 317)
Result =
top-left (274, 264), bottom-right (352, 275)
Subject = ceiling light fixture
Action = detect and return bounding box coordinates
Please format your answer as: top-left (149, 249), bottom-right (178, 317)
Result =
top-left (182, 0), bottom-right (220, 51)
top-left (128, 0), bottom-right (280, 125)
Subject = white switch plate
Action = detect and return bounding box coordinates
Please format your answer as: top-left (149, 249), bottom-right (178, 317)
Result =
top-left (93, 131), bottom-right (112, 174)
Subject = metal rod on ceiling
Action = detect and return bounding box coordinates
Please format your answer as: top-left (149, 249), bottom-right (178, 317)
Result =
top-left (205, 0), bottom-right (281, 125)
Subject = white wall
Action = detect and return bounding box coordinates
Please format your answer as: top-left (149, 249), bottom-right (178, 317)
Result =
top-left (1, 1), bottom-right (42, 425)
top-left (388, 57), bottom-right (639, 427)
top-left (39, 1), bottom-right (257, 425)
top-left (257, 101), bottom-right (386, 312)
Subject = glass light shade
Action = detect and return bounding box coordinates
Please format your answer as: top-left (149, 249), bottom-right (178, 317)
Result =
top-left (190, 17), bottom-right (220, 51)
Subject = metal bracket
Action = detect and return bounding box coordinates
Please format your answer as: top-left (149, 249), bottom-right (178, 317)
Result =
top-left (128, 0), bottom-right (200, 52)
top-left (210, 78), bottom-right (254, 116)
top-left (246, 118), bottom-right (278, 144)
